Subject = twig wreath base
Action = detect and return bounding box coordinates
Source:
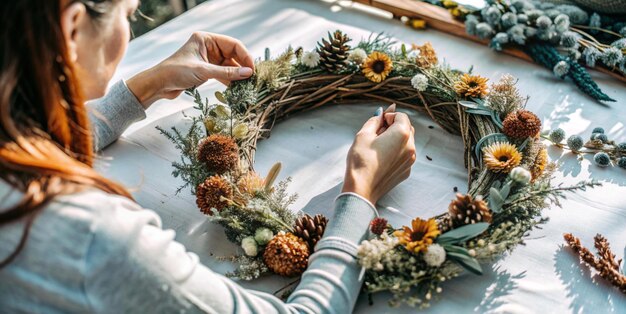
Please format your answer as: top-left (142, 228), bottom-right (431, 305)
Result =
top-left (158, 31), bottom-right (598, 308)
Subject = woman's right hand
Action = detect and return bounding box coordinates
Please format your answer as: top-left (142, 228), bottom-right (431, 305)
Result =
top-left (341, 106), bottom-right (416, 205)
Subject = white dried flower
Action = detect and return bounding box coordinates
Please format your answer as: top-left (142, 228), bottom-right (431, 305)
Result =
top-left (241, 236), bottom-right (258, 256)
top-left (423, 244), bottom-right (446, 267)
top-left (254, 228), bottom-right (273, 245)
top-left (232, 123), bottom-right (249, 139)
top-left (553, 60), bottom-right (570, 77)
top-left (410, 74), bottom-right (429, 92)
top-left (348, 48), bottom-right (367, 65)
top-left (509, 167), bottom-right (531, 185)
top-left (357, 232), bottom-right (398, 271)
top-left (301, 50), bottom-right (320, 68)
top-left (468, 249), bottom-right (476, 257)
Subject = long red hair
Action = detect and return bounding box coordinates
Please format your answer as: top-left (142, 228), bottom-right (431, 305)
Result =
top-left (0, 0), bottom-right (132, 267)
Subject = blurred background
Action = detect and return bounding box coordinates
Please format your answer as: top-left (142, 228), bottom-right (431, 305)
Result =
top-left (132, 0), bottom-right (208, 37)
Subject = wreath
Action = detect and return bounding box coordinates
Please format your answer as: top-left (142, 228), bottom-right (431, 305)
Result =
top-left (158, 30), bottom-right (599, 307)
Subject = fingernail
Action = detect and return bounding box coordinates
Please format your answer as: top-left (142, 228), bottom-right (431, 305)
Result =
top-left (238, 67), bottom-right (253, 77)
top-left (373, 107), bottom-right (383, 117)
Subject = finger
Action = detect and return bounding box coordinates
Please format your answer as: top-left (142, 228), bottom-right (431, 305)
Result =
top-left (204, 64), bottom-right (253, 82)
top-left (384, 103), bottom-right (396, 113)
top-left (387, 112), bottom-right (412, 131)
top-left (359, 115), bottom-right (384, 135)
top-left (212, 34), bottom-right (255, 70)
top-left (383, 112), bottom-right (397, 126)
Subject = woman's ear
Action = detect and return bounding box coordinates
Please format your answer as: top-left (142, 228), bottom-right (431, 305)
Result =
top-left (60, 2), bottom-right (87, 63)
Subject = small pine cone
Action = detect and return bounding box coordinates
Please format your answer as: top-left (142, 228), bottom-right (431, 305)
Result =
top-left (317, 30), bottom-right (351, 73)
top-left (196, 175), bottom-right (233, 215)
top-left (294, 214), bottom-right (328, 249)
top-left (436, 214), bottom-right (453, 233)
top-left (448, 193), bottom-right (492, 228)
top-left (197, 134), bottom-right (239, 174)
top-left (502, 110), bottom-right (542, 139)
top-left (263, 232), bottom-right (310, 277)
top-left (369, 217), bottom-right (388, 236)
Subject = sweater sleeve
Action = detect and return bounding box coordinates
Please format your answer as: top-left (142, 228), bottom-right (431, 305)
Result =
top-left (83, 193), bottom-right (377, 314)
top-left (87, 80), bottom-right (146, 151)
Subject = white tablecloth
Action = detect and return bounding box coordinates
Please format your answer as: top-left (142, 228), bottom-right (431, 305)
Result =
top-left (101, 0), bottom-right (626, 312)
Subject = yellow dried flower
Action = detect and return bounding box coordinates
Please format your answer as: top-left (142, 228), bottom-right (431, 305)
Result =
top-left (237, 171), bottom-right (265, 197)
top-left (482, 141), bottom-right (522, 173)
top-left (531, 147), bottom-right (548, 180)
top-left (412, 42), bottom-right (438, 68)
top-left (393, 218), bottom-right (440, 253)
top-left (454, 74), bottom-right (489, 98)
top-left (362, 51), bottom-right (393, 83)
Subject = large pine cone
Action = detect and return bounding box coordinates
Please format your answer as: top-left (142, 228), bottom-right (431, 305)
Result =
top-left (448, 193), bottom-right (492, 228)
top-left (317, 30), bottom-right (351, 73)
top-left (263, 232), bottom-right (310, 277)
top-left (294, 214), bottom-right (328, 249)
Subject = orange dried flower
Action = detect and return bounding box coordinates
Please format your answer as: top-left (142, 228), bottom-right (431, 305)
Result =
top-left (197, 134), bottom-right (239, 174)
top-left (502, 110), bottom-right (542, 139)
top-left (454, 73), bottom-right (489, 98)
top-left (196, 175), bottom-right (233, 215)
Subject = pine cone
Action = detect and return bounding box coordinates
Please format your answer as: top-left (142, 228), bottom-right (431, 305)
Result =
top-left (317, 30), bottom-right (351, 73)
top-left (502, 110), bottom-right (542, 139)
top-left (294, 214), bottom-right (328, 249)
top-left (448, 193), bottom-right (492, 228)
top-left (263, 232), bottom-right (310, 277)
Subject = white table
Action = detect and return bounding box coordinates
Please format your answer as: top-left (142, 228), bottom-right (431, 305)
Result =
top-left (100, 0), bottom-right (626, 312)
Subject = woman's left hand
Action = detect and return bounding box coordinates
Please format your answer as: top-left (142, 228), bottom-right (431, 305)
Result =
top-left (127, 32), bottom-right (255, 108)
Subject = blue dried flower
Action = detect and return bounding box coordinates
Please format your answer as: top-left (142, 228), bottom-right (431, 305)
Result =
top-left (553, 60), bottom-right (570, 77)
top-left (501, 12), bottom-right (518, 29)
top-left (545, 9), bottom-right (561, 20)
top-left (592, 133), bottom-right (608, 143)
top-left (611, 38), bottom-right (626, 49)
top-left (618, 157), bottom-right (626, 169)
top-left (524, 26), bottom-right (537, 39)
top-left (592, 127), bottom-right (604, 134)
top-left (583, 46), bottom-right (601, 67)
top-left (508, 25), bottom-right (527, 44)
top-left (537, 26), bottom-right (557, 42)
top-left (617, 142), bottom-right (626, 152)
top-left (490, 32), bottom-right (509, 51)
top-left (517, 14), bottom-right (528, 24)
top-left (594, 152), bottom-right (610, 167)
top-left (620, 26), bottom-right (626, 37)
top-left (483, 6), bottom-right (502, 27)
top-left (476, 22), bottom-right (495, 39)
top-left (589, 13), bottom-right (601, 34)
top-left (512, 0), bottom-right (533, 11)
top-left (536, 16), bottom-right (552, 29)
top-left (601, 47), bottom-right (623, 67)
top-left (555, 5), bottom-right (588, 24)
top-left (526, 10), bottom-right (544, 22)
top-left (465, 17), bottom-right (479, 36)
top-left (560, 31), bottom-right (578, 48)
top-left (567, 135), bottom-right (584, 151)
top-left (549, 128), bottom-right (566, 143)
top-left (567, 48), bottom-right (581, 61)
top-left (554, 14), bottom-right (570, 33)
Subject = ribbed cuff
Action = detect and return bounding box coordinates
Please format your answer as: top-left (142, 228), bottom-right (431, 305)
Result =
top-left (321, 193), bottom-right (378, 246)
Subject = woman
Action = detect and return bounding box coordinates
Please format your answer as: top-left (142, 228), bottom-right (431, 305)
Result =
top-left (0, 0), bottom-right (416, 313)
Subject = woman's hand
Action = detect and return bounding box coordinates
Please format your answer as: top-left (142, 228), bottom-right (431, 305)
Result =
top-left (341, 105), bottom-right (416, 205)
top-left (127, 32), bottom-right (254, 108)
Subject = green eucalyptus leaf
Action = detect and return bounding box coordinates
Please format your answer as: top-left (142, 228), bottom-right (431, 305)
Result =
top-left (436, 222), bottom-right (489, 245)
top-left (215, 91), bottom-right (227, 104)
top-left (492, 180), bottom-right (502, 190)
top-left (471, 97), bottom-right (485, 106)
top-left (500, 181), bottom-right (511, 200)
top-left (447, 251), bottom-right (483, 275)
top-left (458, 100), bottom-right (479, 109)
top-left (466, 109), bottom-right (493, 116)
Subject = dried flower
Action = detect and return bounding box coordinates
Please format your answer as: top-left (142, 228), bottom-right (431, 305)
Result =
top-left (241, 236), bottom-right (259, 256)
top-left (197, 134), bottom-right (240, 174)
top-left (483, 6), bottom-right (501, 26)
top-left (254, 228), bottom-right (274, 245)
top-left (196, 175), bottom-right (234, 215)
top-left (560, 31), bottom-right (578, 48)
top-left (486, 74), bottom-right (523, 115)
top-left (594, 152), bottom-right (610, 167)
top-left (592, 133), bottom-right (608, 143)
top-left (423, 244), bottom-right (446, 267)
top-left (583, 46), bottom-right (601, 67)
top-left (501, 12), bottom-right (518, 28)
top-left (370, 217), bottom-right (389, 235)
top-left (508, 24), bottom-right (527, 45)
top-left (263, 232), bottom-right (310, 277)
top-left (411, 74), bottom-right (429, 92)
top-left (592, 127), bottom-right (605, 134)
top-left (549, 128), bottom-right (565, 143)
top-left (617, 142), bottom-right (626, 152)
top-left (214, 104), bottom-right (232, 119)
top-left (465, 16), bottom-right (479, 36)
top-left (483, 142), bottom-right (522, 173)
top-left (588, 13), bottom-right (601, 32)
top-left (476, 22), bottom-right (494, 39)
top-left (393, 218), bottom-right (440, 254)
top-left (232, 123), bottom-right (249, 139)
top-left (502, 110), bottom-right (542, 139)
top-left (530, 147), bottom-right (548, 180)
top-left (362, 52), bottom-right (393, 83)
top-left (413, 42), bottom-right (438, 68)
top-left (601, 47), bottom-right (623, 68)
top-left (301, 50), bottom-right (321, 68)
top-left (357, 232), bottom-right (398, 271)
top-left (554, 14), bottom-right (570, 33)
top-left (454, 74), bottom-right (489, 98)
top-left (536, 16), bottom-right (552, 29)
top-left (237, 171), bottom-right (264, 197)
top-left (510, 167), bottom-right (531, 185)
top-left (348, 48), bottom-right (367, 65)
top-left (617, 157), bottom-right (626, 169)
top-left (567, 135), bottom-right (584, 151)
top-left (553, 60), bottom-right (570, 77)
